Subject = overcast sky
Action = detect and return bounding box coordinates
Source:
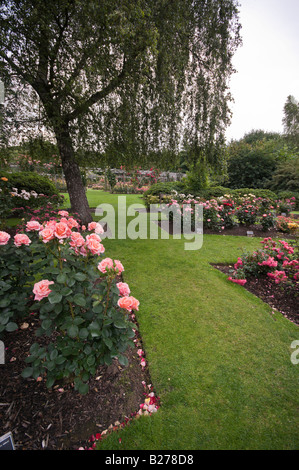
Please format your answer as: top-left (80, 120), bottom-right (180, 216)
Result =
top-left (225, 0), bottom-right (299, 142)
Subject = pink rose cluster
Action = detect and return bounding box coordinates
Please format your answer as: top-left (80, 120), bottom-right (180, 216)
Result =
top-left (0, 230), bottom-right (31, 247)
top-left (228, 237), bottom-right (298, 287)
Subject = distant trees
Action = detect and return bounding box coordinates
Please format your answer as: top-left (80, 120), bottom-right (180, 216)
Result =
top-left (226, 129), bottom-right (299, 191)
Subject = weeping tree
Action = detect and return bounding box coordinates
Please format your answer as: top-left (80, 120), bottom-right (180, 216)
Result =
top-left (0, 0), bottom-right (241, 224)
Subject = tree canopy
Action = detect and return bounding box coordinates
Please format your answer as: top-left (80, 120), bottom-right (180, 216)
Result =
top-left (0, 0), bottom-right (241, 222)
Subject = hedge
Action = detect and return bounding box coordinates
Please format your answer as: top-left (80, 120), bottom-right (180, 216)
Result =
top-left (0, 171), bottom-right (59, 196)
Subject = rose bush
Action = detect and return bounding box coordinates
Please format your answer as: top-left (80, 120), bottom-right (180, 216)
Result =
top-left (228, 237), bottom-right (299, 290)
top-left (0, 212), bottom-right (139, 394)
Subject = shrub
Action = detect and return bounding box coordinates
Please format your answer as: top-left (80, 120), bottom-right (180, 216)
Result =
top-left (0, 214), bottom-right (138, 394)
top-left (228, 237), bottom-right (299, 288)
top-left (0, 171), bottom-right (59, 196)
top-left (276, 216), bottom-right (299, 234)
top-left (144, 181), bottom-right (185, 196)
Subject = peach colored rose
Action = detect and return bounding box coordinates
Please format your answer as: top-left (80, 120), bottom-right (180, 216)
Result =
top-left (114, 260), bottom-right (124, 273)
top-left (117, 296), bottom-right (139, 312)
top-left (39, 227), bottom-right (55, 243)
top-left (98, 258), bottom-right (114, 273)
top-left (14, 233), bottom-right (31, 247)
top-left (67, 217), bottom-right (79, 229)
top-left (86, 235), bottom-right (105, 255)
top-left (116, 282), bottom-right (130, 297)
top-left (45, 220), bottom-right (57, 229)
top-left (88, 222), bottom-right (98, 231)
top-left (117, 296), bottom-right (133, 311)
top-left (128, 296), bottom-right (139, 311)
top-left (33, 279), bottom-right (54, 301)
top-left (26, 220), bottom-right (42, 232)
top-left (69, 232), bottom-right (85, 248)
top-left (95, 223), bottom-right (104, 235)
top-left (0, 231), bottom-right (11, 245)
top-left (54, 222), bottom-right (71, 239)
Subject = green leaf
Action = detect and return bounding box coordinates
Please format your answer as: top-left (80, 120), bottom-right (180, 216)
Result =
top-left (79, 328), bottom-right (89, 340)
top-left (57, 273), bottom-right (67, 283)
top-left (118, 355), bottom-right (129, 367)
top-left (41, 319), bottom-right (52, 330)
top-left (73, 293), bottom-right (86, 307)
top-left (6, 322), bottom-right (18, 332)
top-left (74, 272), bottom-right (87, 281)
top-left (67, 325), bottom-right (79, 338)
top-left (78, 382), bottom-right (89, 395)
top-left (21, 367), bottom-right (33, 378)
top-left (0, 298), bottom-right (10, 308)
top-left (48, 292), bottom-right (62, 304)
top-left (103, 337), bottom-right (113, 349)
top-left (61, 286), bottom-right (72, 296)
top-left (114, 319), bottom-right (127, 329)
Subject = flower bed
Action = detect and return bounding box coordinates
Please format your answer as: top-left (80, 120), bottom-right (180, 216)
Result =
top-left (213, 237), bottom-right (299, 325)
top-left (150, 190), bottom-right (298, 237)
top-left (0, 212), bottom-right (140, 394)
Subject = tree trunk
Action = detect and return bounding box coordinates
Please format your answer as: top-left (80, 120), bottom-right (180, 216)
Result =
top-left (54, 124), bottom-right (92, 225)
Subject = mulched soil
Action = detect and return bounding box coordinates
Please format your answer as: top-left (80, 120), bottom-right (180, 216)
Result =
top-left (0, 313), bottom-right (151, 451)
top-left (212, 263), bottom-right (299, 326)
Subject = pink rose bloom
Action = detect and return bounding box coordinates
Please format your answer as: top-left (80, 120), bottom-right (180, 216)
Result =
top-left (69, 232), bottom-right (85, 248)
top-left (40, 227), bottom-right (55, 243)
top-left (128, 296), bottom-right (139, 311)
top-left (0, 231), bottom-right (11, 245)
top-left (26, 220), bottom-right (42, 232)
top-left (88, 222), bottom-right (98, 231)
top-left (45, 220), bottom-right (57, 229)
top-left (117, 296), bottom-right (139, 312)
top-left (54, 222), bottom-right (72, 239)
top-left (58, 210), bottom-right (69, 217)
top-left (67, 217), bottom-right (79, 229)
top-left (86, 235), bottom-right (105, 255)
top-left (98, 257), bottom-right (114, 273)
top-left (95, 223), bottom-right (104, 235)
top-left (228, 277), bottom-right (247, 286)
top-left (14, 233), bottom-right (31, 247)
top-left (33, 279), bottom-right (54, 301)
top-left (117, 296), bottom-right (133, 311)
top-left (116, 282), bottom-right (130, 297)
top-left (114, 260), bottom-right (124, 273)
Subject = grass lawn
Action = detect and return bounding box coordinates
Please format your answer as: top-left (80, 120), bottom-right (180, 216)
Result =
top-left (72, 191), bottom-right (299, 450)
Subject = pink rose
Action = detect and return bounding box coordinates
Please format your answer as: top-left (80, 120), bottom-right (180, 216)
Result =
top-left (95, 223), bottom-right (104, 235)
top-left (33, 279), bottom-right (54, 301)
top-left (228, 277), bottom-right (247, 286)
top-left (117, 296), bottom-right (133, 311)
top-left (67, 217), bottom-right (79, 229)
top-left (54, 222), bottom-right (72, 239)
top-left (114, 260), bottom-right (124, 274)
top-left (58, 210), bottom-right (69, 217)
top-left (98, 257), bottom-right (114, 273)
top-left (88, 222), bottom-right (98, 231)
top-left (86, 234), bottom-right (105, 255)
top-left (0, 231), bottom-right (11, 245)
top-left (40, 227), bottom-right (55, 243)
top-left (69, 232), bottom-right (85, 248)
top-left (26, 220), bottom-right (42, 232)
top-left (14, 233), bottom-right (31, 247)
top-left (117, 296), bottom-right (139, 312)
top-left (116, 282), bottom-right (130, 297)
